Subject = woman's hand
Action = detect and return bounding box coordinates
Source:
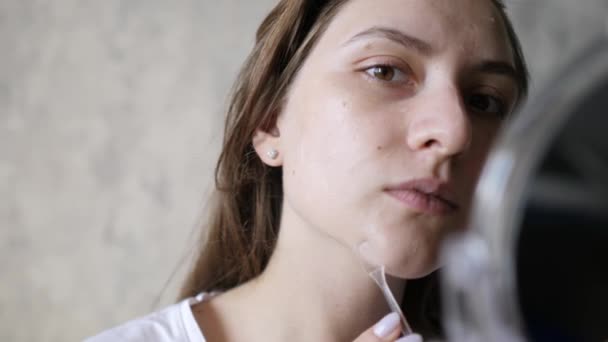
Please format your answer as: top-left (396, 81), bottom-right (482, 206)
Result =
top-left (353, 312), bottom-right (423, 342)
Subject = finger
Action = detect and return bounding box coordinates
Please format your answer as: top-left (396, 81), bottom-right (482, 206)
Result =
top-left (353, 312), bottom-right (402, 341)
top-left (396, 333), bottom-right (424, 342)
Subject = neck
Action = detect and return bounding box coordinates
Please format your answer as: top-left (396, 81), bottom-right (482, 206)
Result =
top-left (203, 205), bottom-right (406, 342)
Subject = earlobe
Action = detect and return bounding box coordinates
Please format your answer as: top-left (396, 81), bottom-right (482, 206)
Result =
top-left (252, 128), bottom-right (283, 167)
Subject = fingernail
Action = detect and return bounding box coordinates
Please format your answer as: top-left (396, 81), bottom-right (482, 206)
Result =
top-left (396, 333), bottom-right (423, 342)
top-left (373, 312), bottom-right (401, 338)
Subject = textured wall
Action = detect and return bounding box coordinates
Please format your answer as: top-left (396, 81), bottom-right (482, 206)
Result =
top-left (1, 1), bottom-right (606, 341)
top-left (0, 1), bottom-right (276, 341)
top-left (507, 0), bottom-right (608, 92)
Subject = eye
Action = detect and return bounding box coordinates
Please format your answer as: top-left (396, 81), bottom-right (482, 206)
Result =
top-left (467, 93), bottom-right (506, 117)
top-left (364, 65), bottom-right (409, 83)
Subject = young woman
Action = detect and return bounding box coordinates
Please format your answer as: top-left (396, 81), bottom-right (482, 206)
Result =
top-left (88, 0), bottom-right (528, 341)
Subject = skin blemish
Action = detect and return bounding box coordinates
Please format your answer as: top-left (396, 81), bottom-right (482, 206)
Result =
top-left (486, 15), bottom-right (496, 23)
top-left (376, 145), bottom-right (383, 151)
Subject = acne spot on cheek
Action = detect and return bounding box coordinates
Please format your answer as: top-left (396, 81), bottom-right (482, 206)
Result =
top-left (376, 146), bottom-right (383, 151)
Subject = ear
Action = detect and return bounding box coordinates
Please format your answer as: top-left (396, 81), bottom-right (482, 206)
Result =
top-left (252, 124), bottom-right (283, 167)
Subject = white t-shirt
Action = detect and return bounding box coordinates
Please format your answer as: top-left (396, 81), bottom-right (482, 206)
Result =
top-left (85, 293), bottom-right (215, 342)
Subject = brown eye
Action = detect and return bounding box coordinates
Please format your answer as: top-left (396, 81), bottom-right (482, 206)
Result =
top-left (467, 93), bottom-right (506, 117)
top-left (369, 66), bottom-right (395, 81)
top-left (364, 64), bottom-right (408, 83)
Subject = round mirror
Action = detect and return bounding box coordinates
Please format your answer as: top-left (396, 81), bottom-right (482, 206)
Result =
top-left (441, 34), bottom-right (608, 342)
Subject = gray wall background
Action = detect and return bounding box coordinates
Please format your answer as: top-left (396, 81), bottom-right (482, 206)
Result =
top-left (1, 1), bottom-right (606, 341)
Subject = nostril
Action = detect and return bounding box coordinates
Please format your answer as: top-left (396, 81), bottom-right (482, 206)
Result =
top-left (423, 139), bottom-right (438, 149)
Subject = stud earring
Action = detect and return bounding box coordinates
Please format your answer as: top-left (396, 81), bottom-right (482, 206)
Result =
top-left (266, 149), bottom-right (279, 160)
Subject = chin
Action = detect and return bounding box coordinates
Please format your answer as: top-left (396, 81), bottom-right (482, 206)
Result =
top-left (382, 248), bottom-right (441, 279)
top-left (356, 225), bottom-right (444, 278)
top-left (387, 262), bottom-right (439, 279)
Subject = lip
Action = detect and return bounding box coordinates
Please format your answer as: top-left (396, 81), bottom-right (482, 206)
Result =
top-left (384, 178), bottom-right (459, 215)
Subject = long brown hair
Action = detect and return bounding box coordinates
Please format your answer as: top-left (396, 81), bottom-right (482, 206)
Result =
top-left (180, 0), bottom-right (529, 337)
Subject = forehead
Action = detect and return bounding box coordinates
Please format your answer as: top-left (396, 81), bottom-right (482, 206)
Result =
top-left (325, 0), bottom-right (513, 63)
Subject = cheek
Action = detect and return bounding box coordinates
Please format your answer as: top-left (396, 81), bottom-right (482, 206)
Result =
top-left (285, 99), bottom-right (363, 179)
top-left (455, 120), bottom-right (501, 206)
top-left (280, 83), bottom-right (398, 244)
top-left (470, 121), bottom-right (501, 173)
top-left (282, 78), bottom-right (394, 191)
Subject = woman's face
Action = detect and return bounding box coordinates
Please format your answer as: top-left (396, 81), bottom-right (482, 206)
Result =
top-left (262, 0), bottom-right (519, 278)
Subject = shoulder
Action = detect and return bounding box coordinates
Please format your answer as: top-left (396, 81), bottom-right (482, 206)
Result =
top-left (85, 293), bottom-right (216, 342)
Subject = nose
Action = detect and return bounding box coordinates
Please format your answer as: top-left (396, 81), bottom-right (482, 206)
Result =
top-left (406, 84), bottom-right (471, 159)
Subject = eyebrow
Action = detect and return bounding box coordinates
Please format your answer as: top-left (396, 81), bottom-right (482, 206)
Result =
top-left (346, 26), bottom-right (521, 88)
top-left (472, 60), bottom-right (519, 84)
top-left (344, 26), bottom-right (434, 56)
